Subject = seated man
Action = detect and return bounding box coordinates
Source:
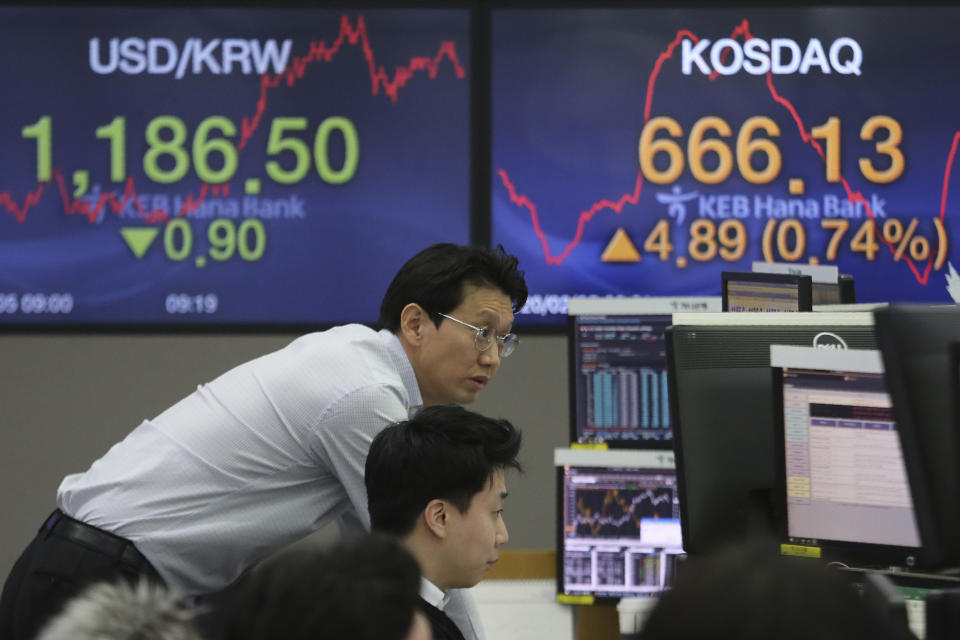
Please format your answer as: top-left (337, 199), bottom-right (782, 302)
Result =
top-left (365, 404), bottom-right (522, 640)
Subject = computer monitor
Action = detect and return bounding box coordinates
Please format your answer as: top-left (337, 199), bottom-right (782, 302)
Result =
top-left (771, 345), bottom-right (923, 570)
top-left (567, 297), bottom-right (720, 447)
top-left (874, 304), bottom-right (960, 570)
top-left (722, 271), bottom-right (813, 312)
top-left (665, 311), bottom-right (877, 555)
top-left (750, 262), bottom-right (854, 306)
top-left (555, 448), bottom-right (684, 604)
top-left (812, 274), bottom-right (857, 306)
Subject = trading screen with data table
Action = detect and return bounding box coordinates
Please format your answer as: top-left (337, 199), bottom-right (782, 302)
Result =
top-left (781, 367), bottom-right (920, 551)
top-left (571, 314), bottom-right (673, 445)
top-left (559, 464), bottom-right (683, 600)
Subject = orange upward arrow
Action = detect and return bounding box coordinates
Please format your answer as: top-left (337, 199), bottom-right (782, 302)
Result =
top-left (601, 228), bottom-right (641, 262)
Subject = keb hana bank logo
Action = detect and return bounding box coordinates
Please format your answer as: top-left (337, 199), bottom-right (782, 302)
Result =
top-left (681, 36), bottom-right (863, 76)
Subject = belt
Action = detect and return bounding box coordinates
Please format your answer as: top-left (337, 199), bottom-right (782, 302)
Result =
top-left (42, 509), bottom-right (157, 575)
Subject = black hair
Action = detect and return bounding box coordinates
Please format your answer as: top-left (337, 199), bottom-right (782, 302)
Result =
top-left (209, 534), bottom-right (420, 640)
top-left (365, 404), bottom-right (523, 536)
top-left (378, 243), bottom-right (528, 332)
top-left (637, 543), bottom-right (917, 640)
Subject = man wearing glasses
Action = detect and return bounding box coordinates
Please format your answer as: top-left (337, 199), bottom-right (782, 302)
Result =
top-left (0, 243), bottom-right (528, 640)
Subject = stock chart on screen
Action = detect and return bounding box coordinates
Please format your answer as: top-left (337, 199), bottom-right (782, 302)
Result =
top-left (0, 7), bottom-right (470, 325)
top-left (493, 8), bottom-right (960, 325)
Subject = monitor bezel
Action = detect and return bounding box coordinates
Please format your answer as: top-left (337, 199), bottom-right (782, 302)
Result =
top-left (874, 305), bottom-right (960, 571)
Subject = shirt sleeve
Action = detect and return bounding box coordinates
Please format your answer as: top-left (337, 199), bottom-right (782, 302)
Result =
top-left (306, 383), bottom-right (409, 532)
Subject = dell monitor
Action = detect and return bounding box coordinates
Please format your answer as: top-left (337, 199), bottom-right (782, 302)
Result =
top-left (665, 311), bottom-right (877, 556)
top-left (567, 297), bottom-right (719, 447)
top-left (722, 271), bottom-right (813, 312)
top-left (555, 448), bottom-right (683, 604)
top-left (771, 345), bottom-right (923, 570)
top-left (874, 304), bottom-right (960, 570)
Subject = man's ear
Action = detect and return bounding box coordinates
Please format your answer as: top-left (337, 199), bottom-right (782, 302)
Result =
top-left (423, 499), bottom-right (448, 539)
top-left (399, 303), bottom-right (428, 346)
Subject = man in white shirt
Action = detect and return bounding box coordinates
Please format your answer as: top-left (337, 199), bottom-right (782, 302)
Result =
top-left (0, 243), bottom-right (527, 640)
top-left (365, 403), bottom-right (522, 640)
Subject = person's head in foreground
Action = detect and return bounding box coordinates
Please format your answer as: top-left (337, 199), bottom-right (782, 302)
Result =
top-left (35, 578), bottom-right (201, 640)
top-left (380, 243), bottom-right (528, 406)
top-left (211, 533), bottom-right (430, 640)
top-left (637, 543), bottom-right (917, 640)
top-left (365, 403), bottom-right (523, 590)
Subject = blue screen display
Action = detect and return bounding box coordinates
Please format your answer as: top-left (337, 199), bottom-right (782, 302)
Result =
top-left (492, 8), bottom-right (960, 325)
top-left (0, 8), bottom-right (470, 325)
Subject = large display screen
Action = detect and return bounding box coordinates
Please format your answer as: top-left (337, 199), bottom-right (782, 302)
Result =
top-left (493, 8), bottom-right (960, 325)
top-left (0, 7), bottom-right (470, 325)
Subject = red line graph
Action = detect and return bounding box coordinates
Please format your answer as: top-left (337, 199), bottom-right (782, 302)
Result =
top-left (0, 14), bottom-right (465, 226)
top-left (497, 19), bottom-right (954, 286)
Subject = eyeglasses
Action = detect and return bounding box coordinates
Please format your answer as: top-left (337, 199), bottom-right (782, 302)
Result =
top-left (435, 312), bottom-right (519, 358)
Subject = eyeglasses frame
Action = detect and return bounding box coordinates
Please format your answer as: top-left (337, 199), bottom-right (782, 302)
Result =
top-left (434, 312), bottom-right (519, 357)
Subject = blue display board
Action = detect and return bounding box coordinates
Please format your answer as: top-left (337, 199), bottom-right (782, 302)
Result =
top-left (492, 8), bottom-right (960, 325)
top-left (0, 7), bottom-right (470, 325)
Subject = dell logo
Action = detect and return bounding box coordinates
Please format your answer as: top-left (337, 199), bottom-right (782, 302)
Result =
top-left (812, 332), bottom-right (848, 350)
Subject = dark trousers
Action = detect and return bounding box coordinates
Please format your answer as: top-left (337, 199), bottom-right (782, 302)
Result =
top-left (0, 510), bottom-right (163, 640)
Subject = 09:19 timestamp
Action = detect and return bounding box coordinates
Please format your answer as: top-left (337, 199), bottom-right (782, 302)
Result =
top-left (165, 293), bottom-right (219, 314)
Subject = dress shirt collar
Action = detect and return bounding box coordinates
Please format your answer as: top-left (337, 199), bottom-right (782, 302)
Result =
top-left (420, 576), bottom-right (450, 611)
top-left (379, 329), bottom-right (423, 415)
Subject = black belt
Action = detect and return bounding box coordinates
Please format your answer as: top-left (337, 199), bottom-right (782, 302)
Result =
top-left (42, 509), bottom-right (157, 575)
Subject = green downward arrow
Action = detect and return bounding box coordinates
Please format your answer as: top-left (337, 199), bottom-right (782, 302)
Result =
top-left (120, 227), bottom-right (159, 259)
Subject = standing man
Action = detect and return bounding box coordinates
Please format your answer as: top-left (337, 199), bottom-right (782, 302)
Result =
top-left (0, 243), bottom-right (527, 640)
top-left (365, 404), bottom-right (522, 640)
